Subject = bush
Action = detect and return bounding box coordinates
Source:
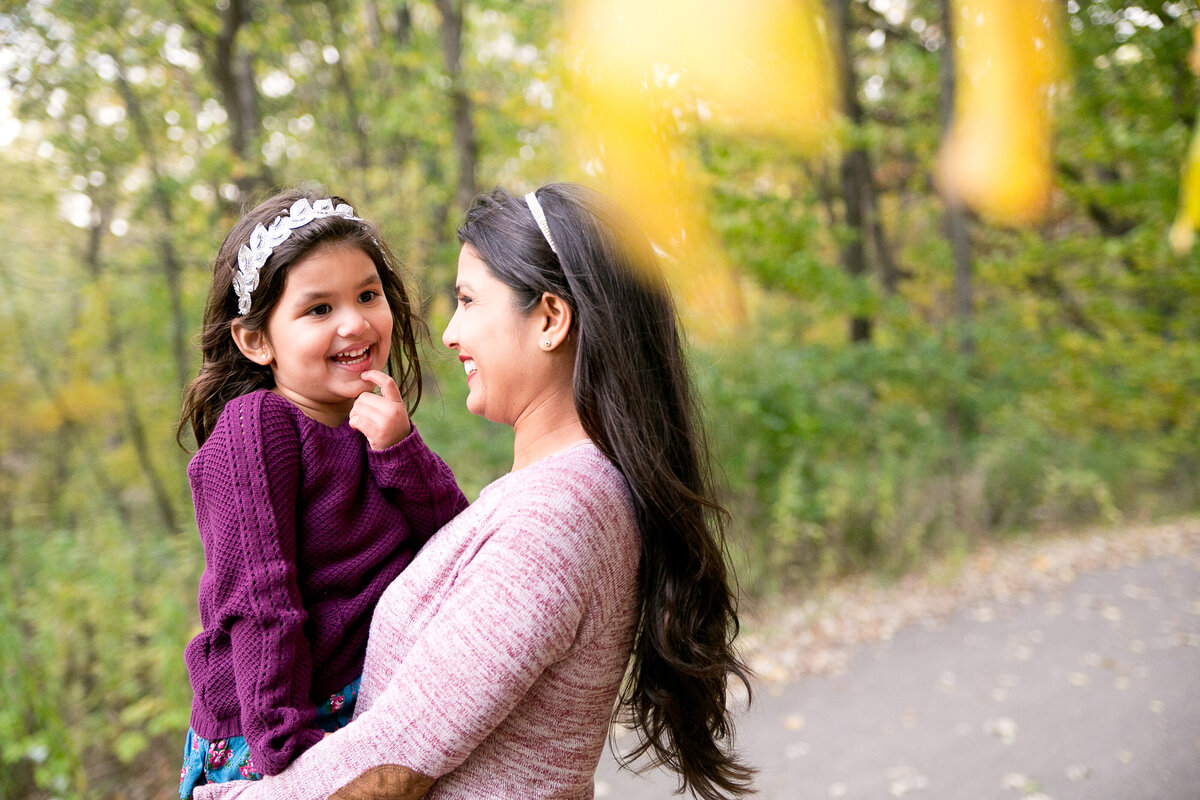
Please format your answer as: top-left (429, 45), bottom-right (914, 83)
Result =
top-left (695, 310), bottom-right (1200, 593)
top-left (0, 520), bottom-right (195, 799)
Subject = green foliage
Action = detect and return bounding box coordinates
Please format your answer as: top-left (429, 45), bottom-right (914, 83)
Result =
top-left (0, 520), bottom-right (195, 799)
top-left (700, 299), bottom-right (1200, 594)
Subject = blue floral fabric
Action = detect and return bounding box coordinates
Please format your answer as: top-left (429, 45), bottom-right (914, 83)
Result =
top-left (179, 677), bottom-right (360, 799)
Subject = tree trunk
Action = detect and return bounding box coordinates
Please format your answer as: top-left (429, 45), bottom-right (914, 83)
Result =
top-left (113, 58), bottom-right (191, 391)
top-left (325, 0), bottom-right (372, 184)
top-left (830, 0), bottom-right (873, 344)
top-left (395, 2), bottom-right (413, 47)
top-left (212, 0), bottom-right (270, 196)
top-left (868, 178), bottom-right (903, 294)
top-left (940, 0), bottom-right (974, 356)
top-left (939, 0), bottom-right (979, 530)
top-left (434, 0), bottom-right (479, 217)
top-left (85, 196), bottom-right (181, 535)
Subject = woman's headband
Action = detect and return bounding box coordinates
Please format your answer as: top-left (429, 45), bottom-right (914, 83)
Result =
top-left (524, 191), bottom-right (560, 257)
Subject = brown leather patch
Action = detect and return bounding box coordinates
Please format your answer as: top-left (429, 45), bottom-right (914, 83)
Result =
top-left (329, 764), bottom-right (435, 800)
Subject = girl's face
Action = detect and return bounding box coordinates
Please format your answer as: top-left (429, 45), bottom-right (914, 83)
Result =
top-left (246, 243), bottom-right (393, 426)
top-left (442, 244), bottom-right (544, 426)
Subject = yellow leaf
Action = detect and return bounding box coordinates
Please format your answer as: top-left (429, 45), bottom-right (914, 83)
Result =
top-left (937, 0), bottom-right (1061, 225)
top-left (1171, 26), bottom-right (1200, 254)
top-left (563, 0), bottom-right (835, 336)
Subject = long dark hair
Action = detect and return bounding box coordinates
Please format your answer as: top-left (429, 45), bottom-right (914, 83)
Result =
top-left (179, 187), bottom-right (425, 448)
top-left (458, 184), bottom-right (754, 799)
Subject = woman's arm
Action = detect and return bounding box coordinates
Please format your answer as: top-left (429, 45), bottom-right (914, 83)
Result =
top-left (327, 766), bottom-right (434, 799)
top-left (195, 758), bottom-right (434, 800)
top-left (344, 518), bottom-right (587, 772)
top-left (195, 498), bottom-right (596, 799)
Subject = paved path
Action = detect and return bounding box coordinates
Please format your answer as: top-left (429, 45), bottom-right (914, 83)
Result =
top-left (594, 546), bottom-right (1200, 799)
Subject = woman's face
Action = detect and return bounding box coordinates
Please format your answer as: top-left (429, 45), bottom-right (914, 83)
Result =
top-left (442, 244), bottom-right (544, 426)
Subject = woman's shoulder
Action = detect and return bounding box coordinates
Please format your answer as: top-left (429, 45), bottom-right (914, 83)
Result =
top-left (451, 444), bottom-right (638, 598)
top-left (479, 444), bottom-right (636, 547)
top-left (491, 443), bottom-right (628, 503)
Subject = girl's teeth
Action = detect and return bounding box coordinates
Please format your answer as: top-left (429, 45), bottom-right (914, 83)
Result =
top-left (334, 346), bottom-right (370, 364)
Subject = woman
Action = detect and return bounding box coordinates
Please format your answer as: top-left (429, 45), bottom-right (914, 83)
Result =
top-left (196, 183), bottom-right (753, 800)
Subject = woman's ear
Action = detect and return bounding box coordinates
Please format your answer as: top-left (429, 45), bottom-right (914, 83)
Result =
top-left (535, 292), bottom-right (573, 351)
top-left (231, 319), bottom-right (275, 366)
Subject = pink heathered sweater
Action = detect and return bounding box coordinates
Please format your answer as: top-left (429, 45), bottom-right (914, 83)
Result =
top-left (194, 442), bottom-right (641, 800)
top-left (185, 390), bottom-right (467, 775)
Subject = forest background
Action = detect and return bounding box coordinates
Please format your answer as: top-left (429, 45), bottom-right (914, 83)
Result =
top-left (2, 1), bottom-right (1199, 798)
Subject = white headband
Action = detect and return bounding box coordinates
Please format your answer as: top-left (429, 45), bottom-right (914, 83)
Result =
top-left (524, 191), bottom-right (560, 257)
top-left (233, 197), bottom-right (362, 316)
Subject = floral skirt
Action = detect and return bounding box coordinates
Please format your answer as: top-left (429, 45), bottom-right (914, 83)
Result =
top-left (178, 677), bottom-right (360, 799)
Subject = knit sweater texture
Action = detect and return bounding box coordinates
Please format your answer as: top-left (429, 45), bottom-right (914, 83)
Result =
top-left (185, 389), bottom-right (467, 776)
top-left (193, 442), bottom-right (641, 800)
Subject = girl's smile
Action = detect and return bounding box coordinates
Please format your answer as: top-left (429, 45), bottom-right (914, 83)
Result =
top-left (333, 345), bottom-right (374, 367)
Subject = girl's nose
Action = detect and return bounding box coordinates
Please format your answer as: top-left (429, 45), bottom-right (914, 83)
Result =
top-left (338, 312), bottom-right (370, 338)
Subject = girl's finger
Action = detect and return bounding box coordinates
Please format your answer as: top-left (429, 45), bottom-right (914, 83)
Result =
top-left (360, 370), bottom-right (402, 402)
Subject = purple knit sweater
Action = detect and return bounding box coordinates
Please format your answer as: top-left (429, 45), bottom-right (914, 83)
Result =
top-left (184, 389), bottom-right (467, 776)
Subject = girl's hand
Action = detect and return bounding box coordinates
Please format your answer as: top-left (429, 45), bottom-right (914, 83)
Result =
top-left (349, 370), bottom-right (412, 450)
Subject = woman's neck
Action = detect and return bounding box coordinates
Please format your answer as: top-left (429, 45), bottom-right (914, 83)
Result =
top-left (511, 398), bottom-right (589, 472)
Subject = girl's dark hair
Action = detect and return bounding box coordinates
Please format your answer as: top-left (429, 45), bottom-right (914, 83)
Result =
top-left (179, 187), bottom-right (424, 448)
top-left (458, 184), bottom-right (754, 799)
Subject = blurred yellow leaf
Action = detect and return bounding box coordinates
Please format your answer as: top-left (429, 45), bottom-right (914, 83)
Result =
top-left (564, 0), bottom-right (836, 335)
top-left (573, 0), bottom-right (835, 135)
top-left (937, 0), bottom-right (1061, 225)
top-left (1170, 24), bottom-right (1200, 254)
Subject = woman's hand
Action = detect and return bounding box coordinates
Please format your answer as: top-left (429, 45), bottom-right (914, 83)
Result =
top-left (350, 371), bottom-right (413, 450)
top-left (329, 765), bottom-right (434, 800)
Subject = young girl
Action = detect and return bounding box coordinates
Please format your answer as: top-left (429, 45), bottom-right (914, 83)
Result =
top-left (176, 189), bottom-right (467, 799)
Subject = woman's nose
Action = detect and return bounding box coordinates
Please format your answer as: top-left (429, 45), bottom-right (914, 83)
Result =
top-left (441, 310), bottom-right (458, 349)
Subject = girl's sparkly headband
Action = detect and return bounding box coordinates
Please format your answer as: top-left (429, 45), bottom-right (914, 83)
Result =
top-left (524, 191), bottom-right (560, 257)
top-left (233, 197), bottom-right (362, 316)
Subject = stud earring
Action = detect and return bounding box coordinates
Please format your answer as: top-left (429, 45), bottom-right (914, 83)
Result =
top-left (543, 340), bottom-right (552, 349)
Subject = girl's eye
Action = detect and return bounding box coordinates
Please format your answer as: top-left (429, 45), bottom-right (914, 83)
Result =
top-left (358, 290), bottom-right (379, 303)
top-left (308, 303), bottom-right (332, 316)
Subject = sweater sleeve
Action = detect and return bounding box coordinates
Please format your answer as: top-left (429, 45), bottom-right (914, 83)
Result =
top-left (198, 394), bottom-right (325, 774)
top-left (192, 489), bottom-right (601, 800)
top-left (366, 423), bottom-right (468, 543)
